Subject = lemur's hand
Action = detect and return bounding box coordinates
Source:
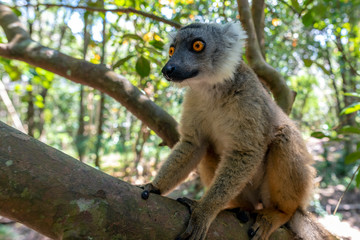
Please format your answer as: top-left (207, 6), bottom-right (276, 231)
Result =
top-left (176, 205), bottom-right (212, 240)
top-left (138, 183), bottom-right (161, 200)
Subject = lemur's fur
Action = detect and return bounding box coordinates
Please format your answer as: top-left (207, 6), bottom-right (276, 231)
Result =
top-left (141, 23), bottom-right (332, 240)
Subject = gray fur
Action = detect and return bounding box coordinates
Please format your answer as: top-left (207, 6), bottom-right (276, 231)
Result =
top-left (162, 23), bottom-right (247, 87)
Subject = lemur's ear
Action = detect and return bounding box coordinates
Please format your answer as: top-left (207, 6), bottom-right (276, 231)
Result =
top-left (222, 22), bottom-right (247, 44)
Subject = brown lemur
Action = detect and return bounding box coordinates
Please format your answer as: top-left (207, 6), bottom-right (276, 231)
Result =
top-left (140, 23), bottom-right (330, 240)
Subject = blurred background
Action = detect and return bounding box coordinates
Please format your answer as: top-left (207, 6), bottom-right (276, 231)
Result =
top-left (0, 0), bottom-right (359, 239)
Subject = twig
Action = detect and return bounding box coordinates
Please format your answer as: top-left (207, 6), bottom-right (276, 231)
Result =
top-left (16, 3), bottom-right (182, 29)
top-left (277, 0), bottom-right (312, 17)
top-left (335, 34), bottom-right (360, 77)
top-left (277, 0), bottom-right (301, 16)
top-left (333, 163), bottom-right (360, 215)
top-left (0, 80), bottom-right (26, 133)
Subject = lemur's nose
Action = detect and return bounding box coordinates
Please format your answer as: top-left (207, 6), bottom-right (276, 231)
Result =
top-left (162, 64), bottom-right (175, 77)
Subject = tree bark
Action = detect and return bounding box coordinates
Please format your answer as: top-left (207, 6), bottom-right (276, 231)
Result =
top-left (0, 121), bottom-right (295, 239)
top-left (0, 4), bottom-right (179, 148)
top-left (237, 0), bottom-right (295, 114)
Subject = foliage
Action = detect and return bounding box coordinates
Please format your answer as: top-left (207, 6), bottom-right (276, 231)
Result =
top-left (0, 0), bottom-right (359, 199)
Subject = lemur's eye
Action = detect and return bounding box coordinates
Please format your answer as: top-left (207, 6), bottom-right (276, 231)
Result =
top-left (192, 40), bottom-right (205, 52)
top-left (169, 46), bottom-right (175, 57)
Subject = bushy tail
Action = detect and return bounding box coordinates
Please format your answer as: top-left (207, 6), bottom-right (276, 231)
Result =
top-left (288, 209), bottom-right (336, 240)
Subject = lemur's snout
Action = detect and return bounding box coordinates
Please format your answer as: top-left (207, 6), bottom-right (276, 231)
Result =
top-left (162, 62), bottom-right (199, 82)
top-left (162, 64), bottom-right (176, 80)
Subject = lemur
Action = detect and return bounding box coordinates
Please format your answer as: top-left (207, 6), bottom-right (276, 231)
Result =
top-left (140, 23), bottom-right (331, 240)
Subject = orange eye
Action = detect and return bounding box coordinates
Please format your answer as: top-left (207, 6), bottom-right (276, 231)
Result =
top-left (193, 40), bottom-right (205, 52)
top-left (169, 46), bottom-right (175, 57)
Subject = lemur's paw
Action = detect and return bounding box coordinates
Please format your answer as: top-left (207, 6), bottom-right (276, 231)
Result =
top-left (137, 183), bottom-right (161, 200)
top-left (176, 207), bottom-right (210, 240)
top-left (248, 212), bottom-right (273, 240)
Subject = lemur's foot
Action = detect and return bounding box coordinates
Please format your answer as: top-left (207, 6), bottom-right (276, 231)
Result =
top-left (137, 183), bottom-right (161, 200)
top-left (177, 197), bottom-right (198, 213)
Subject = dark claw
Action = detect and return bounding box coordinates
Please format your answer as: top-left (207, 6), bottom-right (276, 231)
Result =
top-left (248, 226), bottom-right (259, 238)
top-left (141, 190), bottom-right (150, 200)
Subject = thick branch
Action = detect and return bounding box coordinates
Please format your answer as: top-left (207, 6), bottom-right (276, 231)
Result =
top-left (0, 4), bottom-right (179, 147)
top-left (237, 0), bottom-right (295, 114)
top-left (0, 121), bottom-right (295, 239)
top-left (20, 3), bottom-right (182, 29)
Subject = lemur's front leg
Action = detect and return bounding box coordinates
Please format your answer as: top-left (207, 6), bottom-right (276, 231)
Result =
top-left (141, 140), bottom-right (206, 199)
top-left (177, 150), bottom-right (263, 240)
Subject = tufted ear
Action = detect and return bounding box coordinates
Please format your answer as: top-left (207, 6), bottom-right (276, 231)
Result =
top-left (222, 22), bottom-right (247, 43)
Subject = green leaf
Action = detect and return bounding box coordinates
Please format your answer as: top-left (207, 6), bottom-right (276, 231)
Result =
top-left (314, 62), bottom-right (330, 75)
top-left (42, 81), bottom-right (51, 89)
top-left (340, 102), bottom-right (360, 115)
top-left (113, 55), bottom-right (135, 69)
top-left (145, 46), bottom-right (162, 55)
top-left (35, 94), bottom-right (43, 102)
top-left (344, 92), bottom-right (360, 98)
top-left (311, 131), bottom-right (328, 139)
top-left (303, 58), bottom-right (313, 67)
top-left (339, 126), bottom-right (360, 135)
top-left (26, 84), bottom-right (33, 92)
top-left (136, 56), bottom-right (151, 78)
top-left (14, 84), bottom-right (21, 93)
top-left (99, 12), bottom-right (106, 20)
top-left (122, 34), bottom-right (144, 42)
top-left (312, 3), bottom-right (327, 19)
top-left (356, 169), bottom-right (360, 188)
top-left (302, 11), bottom-right (314, 27)
top-left (12, 8), bottom-right (22, 16)
top-left (149, 40), bottom-right (165, 50)
top-left (291, 0), bottom-right (301, 12)
top-left (35, 101), bottom-right (44, 109)
top-left (345, 152), bottom-right (360, 164)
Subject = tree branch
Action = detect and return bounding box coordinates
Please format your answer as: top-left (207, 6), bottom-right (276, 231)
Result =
top-left (18, 3), bottom-right (182, 29)
top-left (0, 4), bottom-right (179, 148)
top-left (0, 79), bottom-right (26, 132)
top-left (0, 121), bottom-right (295, 239)
top-left (237, 0), bottom-right (295, 114)
top-left (251, 0), bottom-right (265, 59)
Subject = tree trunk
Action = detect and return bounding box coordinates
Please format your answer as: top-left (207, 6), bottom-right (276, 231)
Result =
top-left (26, 79), bottom-right (35, 137)
top-left (95, 92), bottom-right (105, 168)
top-left (76, 85), bottom-right (86, 162)
top-left (0, 121), bottom-right (295, 239)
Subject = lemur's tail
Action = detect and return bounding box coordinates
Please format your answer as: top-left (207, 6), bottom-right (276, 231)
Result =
top-left (288, 209), bottom-right (336, 240)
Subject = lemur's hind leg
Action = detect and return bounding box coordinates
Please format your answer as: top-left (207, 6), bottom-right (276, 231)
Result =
top-left (249, 207), bottom-right (295, 240)
top-left (249, 125), bottom-right (315, 240)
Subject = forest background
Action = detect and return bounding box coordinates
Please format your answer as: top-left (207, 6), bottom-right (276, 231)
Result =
top-left (0, 0), bottom-right (359, 239)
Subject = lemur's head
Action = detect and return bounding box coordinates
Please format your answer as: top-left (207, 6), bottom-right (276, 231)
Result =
top-left (162, 23), bottom-right (247, 86)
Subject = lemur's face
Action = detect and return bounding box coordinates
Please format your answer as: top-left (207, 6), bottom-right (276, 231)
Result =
top-left (161, 23), bottom-right (247, 86)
